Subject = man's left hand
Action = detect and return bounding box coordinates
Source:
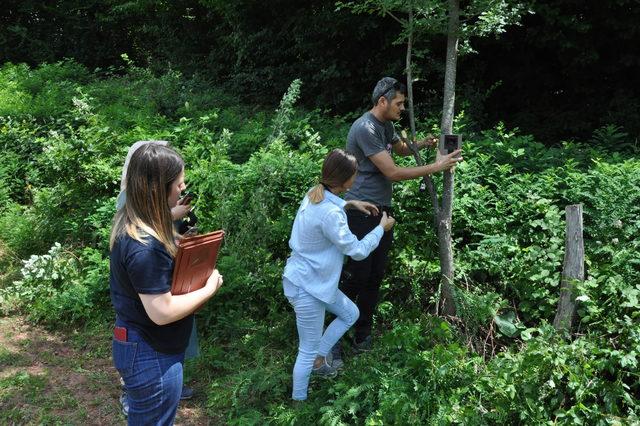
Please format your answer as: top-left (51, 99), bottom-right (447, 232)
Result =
top-left (419, 134), bottom-right (438, 149)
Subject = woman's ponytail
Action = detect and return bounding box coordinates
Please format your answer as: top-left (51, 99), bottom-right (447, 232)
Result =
top-left (308, 183), bottom-right (325, 204)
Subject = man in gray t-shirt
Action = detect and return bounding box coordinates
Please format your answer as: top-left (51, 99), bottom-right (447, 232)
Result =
top-left (334, 77), bottom-right (462, 360)
top-left (345, 111), bottom-right (399, 207)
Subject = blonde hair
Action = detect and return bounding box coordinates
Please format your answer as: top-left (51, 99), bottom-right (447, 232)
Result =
top-left (110, 144), bottom-right (184, 256)
top-left (308, 149), bottom-right (358, 204)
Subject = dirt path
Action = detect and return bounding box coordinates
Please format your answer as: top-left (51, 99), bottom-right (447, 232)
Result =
top-left (0, 316), bottom-right (211, 425)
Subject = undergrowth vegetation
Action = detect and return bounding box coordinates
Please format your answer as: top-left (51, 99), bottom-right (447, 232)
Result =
top-left (0, 61), bottom-right (638, 424)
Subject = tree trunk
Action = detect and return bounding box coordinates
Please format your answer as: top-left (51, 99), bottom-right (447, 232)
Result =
top-left (406, 6), bottom-right (416, 142)
top-left (404, 7), bottom-right (420, 164)
top-left (553, 204), bottom-right (585, 334)
top-left (438, 0), bottom-right (460, 316)
top-left (403, 5), bottom-right (439, 218)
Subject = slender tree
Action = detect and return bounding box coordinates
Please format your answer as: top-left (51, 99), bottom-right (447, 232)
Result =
top-left (438, 0), bottom-right (459, 315)
top-left (336, 0), bottom-right (529, 315)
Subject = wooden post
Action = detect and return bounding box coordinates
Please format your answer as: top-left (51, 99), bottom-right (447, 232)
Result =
top-left (553, 204), bottom-right (585, 333)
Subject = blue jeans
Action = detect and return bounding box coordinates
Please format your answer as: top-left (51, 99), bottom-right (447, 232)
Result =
top-left (112, 327), bottom-right (185, 425)
top-left (284, 279), bottom-right (359, 400)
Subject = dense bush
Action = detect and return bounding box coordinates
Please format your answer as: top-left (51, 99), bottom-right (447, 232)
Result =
top-left (0, 243), bottom-right (110, 324)
top-left (0, 62), bottom-right (638, 423)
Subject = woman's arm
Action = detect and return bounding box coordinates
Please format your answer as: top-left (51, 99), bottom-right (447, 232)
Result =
top-left (139, 270), bottom-right (223, 326)
top-left (321, 211), bottom-right (385, 261)
top-left (344, 200), bottom-right (379, 216)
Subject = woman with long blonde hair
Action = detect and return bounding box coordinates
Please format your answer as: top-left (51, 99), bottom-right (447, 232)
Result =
top-left (109, 143), bottom-right (222, 425)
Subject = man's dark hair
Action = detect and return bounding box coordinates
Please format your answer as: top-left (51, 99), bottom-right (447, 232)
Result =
top-left (371, 77), bottom-right (406, 106)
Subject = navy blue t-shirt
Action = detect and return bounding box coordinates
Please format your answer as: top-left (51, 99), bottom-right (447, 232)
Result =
top-left (110, 234), bottom-right (193, 354)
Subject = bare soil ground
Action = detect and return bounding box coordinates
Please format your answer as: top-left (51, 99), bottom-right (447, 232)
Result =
top-left (0, 316), bottom-right (213, 425)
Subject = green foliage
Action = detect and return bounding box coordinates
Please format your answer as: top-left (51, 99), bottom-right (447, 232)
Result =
top-left (269, 79), bottom-right (303, 145)
top-left (336, 0), bottom-right (529, 55)
top-left (0, 203), bottom-right (46, 260)
top-left (591, 124), bottom-right (634, 150)
top-left (455, 326), bottom-right (640, 424)
top-left (0, 244), bottom-right (110, 325)
top-left (0, 61), bottom-right (91, 119)
top-left (185, 131), bottom-right (325, 326)
top-left (3, 0), bottom-right (640, 142)
top-left (0, 154), bottom-right (19, 209)
top-left (0, 61), bottom-right (639, 422)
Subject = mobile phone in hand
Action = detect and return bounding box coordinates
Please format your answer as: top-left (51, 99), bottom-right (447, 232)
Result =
top-left (182, 191), bottom-right (197, 204)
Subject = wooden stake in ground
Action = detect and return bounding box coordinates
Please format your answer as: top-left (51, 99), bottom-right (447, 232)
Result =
top-left (553, 204), bottom-right (585, 333)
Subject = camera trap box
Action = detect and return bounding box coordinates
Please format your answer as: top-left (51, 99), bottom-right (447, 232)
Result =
top-left (439, 134), bottom-right (462, 156)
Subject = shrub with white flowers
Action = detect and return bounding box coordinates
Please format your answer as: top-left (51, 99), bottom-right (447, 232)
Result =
top-left (15, 242), bottom-right (78, 299)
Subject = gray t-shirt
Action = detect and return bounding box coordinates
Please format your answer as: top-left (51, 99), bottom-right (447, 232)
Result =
top-left (345, 112), bottom-right (400, 207)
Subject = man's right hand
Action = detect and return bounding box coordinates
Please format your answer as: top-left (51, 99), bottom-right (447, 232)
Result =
top-left (379, 211), bottom-right (396, 231)
top-left (434, 149), bottom-right (463, 172)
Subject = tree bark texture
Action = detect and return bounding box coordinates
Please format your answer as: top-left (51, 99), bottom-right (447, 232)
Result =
top-left (406, 6), bottom-right (416, 141)
top-left (403, 5), bottom-right (439, 218)
top-left (553, 204), bottom-right (585, 333)
top-left (438, 0), bottom-right (459, 316)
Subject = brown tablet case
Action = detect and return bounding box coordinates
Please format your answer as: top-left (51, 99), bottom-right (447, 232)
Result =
top-left (171, 230), bottom-right (225, 295)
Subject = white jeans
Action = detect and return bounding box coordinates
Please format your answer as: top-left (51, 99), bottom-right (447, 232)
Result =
top-left (284, 278), bottom-right (359, 400)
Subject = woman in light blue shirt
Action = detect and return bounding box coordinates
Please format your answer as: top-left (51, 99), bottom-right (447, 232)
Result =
top-left (283, 149), bottom-right (395, 401)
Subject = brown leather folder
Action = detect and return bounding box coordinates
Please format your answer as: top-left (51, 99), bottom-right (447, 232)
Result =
top-left (171, 230), bottom-right (225, 295)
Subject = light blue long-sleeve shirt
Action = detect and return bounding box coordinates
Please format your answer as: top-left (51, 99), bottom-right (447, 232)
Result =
top-left (283, 190), bottom-right (384, 304)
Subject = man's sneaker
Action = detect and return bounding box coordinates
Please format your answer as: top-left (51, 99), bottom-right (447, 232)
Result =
top-left (312, 361), bottom-right (338, 378)
top-left (354, 335), bottom-right (373, 353)
top-left (119, 392), bottom-right (129, 417)
top-left (329, 344), bottom-right (344, 369)
top-left (180, 386), bottom-right (194, 400)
